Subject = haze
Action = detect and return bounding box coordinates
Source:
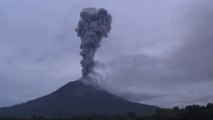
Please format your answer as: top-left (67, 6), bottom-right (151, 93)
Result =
top-left (0, 0), bottom-right (213, 108)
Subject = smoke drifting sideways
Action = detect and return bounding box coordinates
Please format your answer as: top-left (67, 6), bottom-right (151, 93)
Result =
top-left (75, 8), bottom-right (112, 81)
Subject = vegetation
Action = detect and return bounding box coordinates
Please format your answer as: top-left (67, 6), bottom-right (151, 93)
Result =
top-left (0, 103), bottom-right (213, 120)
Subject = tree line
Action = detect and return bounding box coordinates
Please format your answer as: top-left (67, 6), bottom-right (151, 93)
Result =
top-left (0, 103), bottom-right (213, 120)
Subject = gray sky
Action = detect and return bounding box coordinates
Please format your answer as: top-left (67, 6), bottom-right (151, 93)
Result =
top-left (0, 0), bottom-right (213, 108)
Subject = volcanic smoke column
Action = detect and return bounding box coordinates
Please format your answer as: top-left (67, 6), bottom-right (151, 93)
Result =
top-left (75, 8), bottom-right (112, 80)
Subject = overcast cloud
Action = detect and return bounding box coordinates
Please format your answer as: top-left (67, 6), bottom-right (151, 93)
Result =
top-left (0, 0), bottom-right (213, 108)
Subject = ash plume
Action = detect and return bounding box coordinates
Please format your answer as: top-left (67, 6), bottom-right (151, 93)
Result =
top-left (75, 8), bottom-right (112, 80)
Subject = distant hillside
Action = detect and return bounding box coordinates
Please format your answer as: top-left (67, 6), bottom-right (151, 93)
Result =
top-left (0, 80), bottom-right (158, 118)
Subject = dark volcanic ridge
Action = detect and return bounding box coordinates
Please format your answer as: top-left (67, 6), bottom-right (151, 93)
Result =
top-left (0, 80), bottom-right (158, 118)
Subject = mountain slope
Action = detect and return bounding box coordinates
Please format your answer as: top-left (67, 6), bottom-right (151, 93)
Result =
top-left (0, 80), bottom-right (158, 117)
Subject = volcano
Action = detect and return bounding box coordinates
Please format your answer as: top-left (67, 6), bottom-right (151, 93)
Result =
top-left (0, 80), bottom-right (158, 118)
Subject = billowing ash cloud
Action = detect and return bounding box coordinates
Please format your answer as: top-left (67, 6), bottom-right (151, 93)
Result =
top-left (75, 8), bottom-right (112, 80)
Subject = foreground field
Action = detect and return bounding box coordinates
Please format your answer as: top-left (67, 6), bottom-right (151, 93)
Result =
top-left (1, 103), bottom-right (213, 120)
